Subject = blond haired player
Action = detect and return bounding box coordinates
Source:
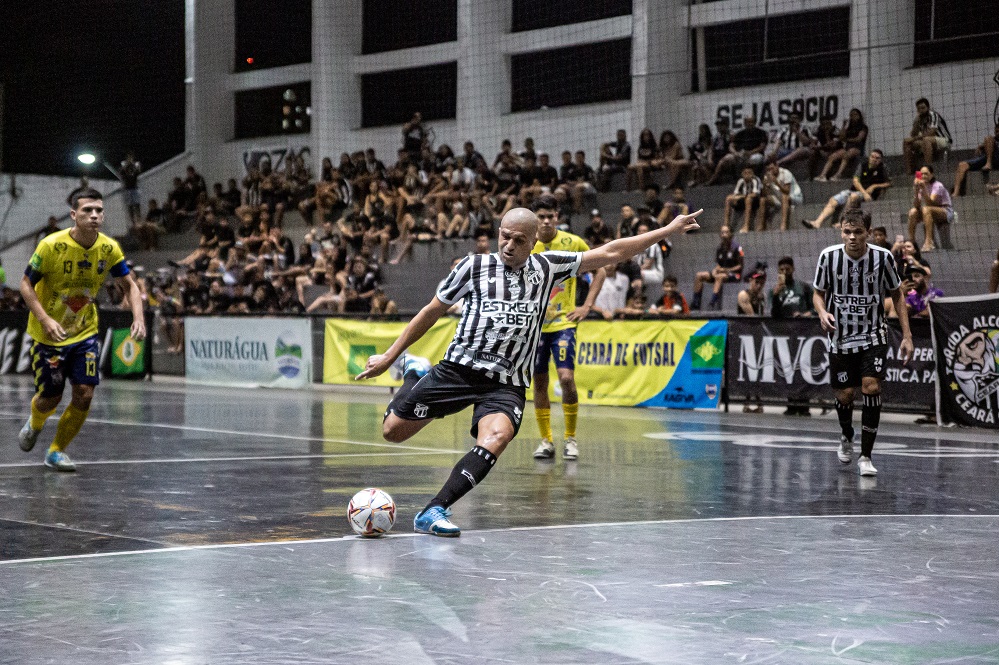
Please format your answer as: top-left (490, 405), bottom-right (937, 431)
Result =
top-left (529, 194), bottom-right (605, 461)
top-left (18, 189), bottom-right (146, 471)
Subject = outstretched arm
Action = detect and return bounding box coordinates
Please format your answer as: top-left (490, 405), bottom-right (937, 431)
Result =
top-left (355, 296), bottom-right (450, 379)
top-left (579, 210), bottom-right (701, 273)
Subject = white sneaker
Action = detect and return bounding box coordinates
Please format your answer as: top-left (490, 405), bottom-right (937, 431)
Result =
top-left (19, 420), bottom-right (42, 452)
top-left (563, 437), bottom-right (578, 461)
top-left (838, 433), bottom-right (854, 464)
top-left (858, 456), bottom-right (878, 476)
top-left (533, 439), bottom-right (555, 459)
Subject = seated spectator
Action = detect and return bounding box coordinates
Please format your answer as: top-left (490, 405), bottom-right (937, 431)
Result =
top-left (991, 249), bottom-right (999, 293)
top-left (707, 116), bottom-right (768, 185)
top-left (770, 113), bottom-right (813, 168)
top-left (657, 187), bottom-right (691, 227)
top-left (650, 275), bottom-right (689, 317)
top-left (691, 225), bottom-right (744, 310)
top-left (769, 257), bottom-right (814, 318)
top-left (952, 121), bottom-right (997, 196)
top-left (615, 291), bottom-right (648, 319)
top-left (651, 130), bottom-right (690, 189)
top-left (626, 128), bottom-right (658, 191)
top-left (703, 118), bottom-right (732, 185)
top-left (907, 165), bottom-right (953, 252)
top-left (815, 108), bottom-right (868, 181)
top-left (760, 162), bottom-right (803, 231)
top-left (903, 97), bottom-right (952, 176)
top-left (35, 215), bottom-right (61, 243)
top-left (687, 123), bottom-right (715, 187)
top-left (738, 267), bottom-right (767, 413)
top-left (807, 116), bottom-right (841, 180)
top-left (617, 204), bottom-right (638, 238)
top-left (632, 221), bottom-right (666, 298)
top-left (306, 280), bottom-right (345, 314)
top-left (472, 233), bottom-right (492, 256)
top-left (565, 150), bottom-right (597, 213)
top-left (891, 238), bottom-right (932, 277)
top-left (442, 201), bottom-right (470, 239)
top-left (583, 210), bottom-right (612, 247)
top-left (724, 167), bottom-right (762, 233)
top-left (871, 226), bottom-right (893, 251)
top-left (643, 184), bottom-right (665, 218)
top-left (803, 149), bottom-right (890, 229)
top-left (461, 141), bottom-right (487, 174)
top-left (598, 129), bottom-right (631, 190)
top-left (903, 265), bottom-right (943, 318)
top-left (591, 262), bottom-right (631, 320)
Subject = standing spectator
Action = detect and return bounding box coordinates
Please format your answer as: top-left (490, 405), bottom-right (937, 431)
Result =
top-left (402, 112), bottom-right (426, 163)
top-left (770, 113), bottom-right (813, 167)
top-left (708, 116), bottom-right (768, 185)
top-left (591, 262), bottom-right (630, 320)
top-left (903, 98), bottom-right (952, 176)
top-left (816, 108), bottom-right (868, 181)
top-left (598, 129), bottom-right (631, 190)
top-left (803, 149), bottom-right (891, 229)
top-left (688, 123), bottom-right (715, 186)
top-left (770, 257), bottom-right (814, 319)
top-left (760, 162), bottom-right (803, 231)
top-left (903, 265), bottom-right (943, 318)
top-left (691, 225), bottom-right (744, 310)
top-left (724, 167), bottom-right (762, 233)
top-left (625, 128), bottom-right (657, 191)
top-left (35, 216), bottom-right (61, 244)
top-left (952, 122), bottom-right (997, 196)
top-left (119, 151), bottom-right (142, 225)
top-left (907, 165), bottom-right (953, 252)
top-left (737, 268), bottom-right (767, 413)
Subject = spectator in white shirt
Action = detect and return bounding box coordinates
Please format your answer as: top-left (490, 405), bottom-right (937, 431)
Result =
top-left (760, 162), bottom-right (803, 231)
top-left (591, 262), bottom-right (631, 320)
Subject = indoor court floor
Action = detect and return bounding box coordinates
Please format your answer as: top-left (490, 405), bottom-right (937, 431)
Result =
top-left (1, 376), bottom-right (997, 664)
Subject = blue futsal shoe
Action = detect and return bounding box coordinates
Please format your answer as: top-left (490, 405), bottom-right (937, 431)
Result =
top-left (414, 506), bottom-right (461, 537)
top-left (389, 353), bottom-right (431, 381)
top-left (44, 451), bottom-right (76, 472)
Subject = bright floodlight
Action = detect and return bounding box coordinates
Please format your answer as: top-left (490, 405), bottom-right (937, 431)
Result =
top-left (77, 153), bottom-right (97, 165)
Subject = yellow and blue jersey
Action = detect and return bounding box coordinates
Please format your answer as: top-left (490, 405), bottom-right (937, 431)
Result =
top-left (24, 229), bottom-right (129, 346)
top-left (532, 230), bottom-right (589, 332)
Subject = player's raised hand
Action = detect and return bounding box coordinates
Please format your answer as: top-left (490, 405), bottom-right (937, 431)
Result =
top-left (355, 354), bottom-right (392, 381)
top-left (664, 209), bottom-right (703, 235)
top-left (818, 310), bottom-right (836, 332)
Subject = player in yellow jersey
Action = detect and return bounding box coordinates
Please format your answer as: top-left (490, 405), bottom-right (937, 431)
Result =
top-left (18, 189), bottom-right (146, 471)
top-left (529, 194), bottom-right (605, 460)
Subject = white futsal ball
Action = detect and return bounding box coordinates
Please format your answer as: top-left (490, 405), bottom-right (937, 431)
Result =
top-left (347, 488), bottom-right (396, 537)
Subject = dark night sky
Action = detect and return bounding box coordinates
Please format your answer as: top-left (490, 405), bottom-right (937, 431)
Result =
top-left (0, 0), bottom-right (185, 176)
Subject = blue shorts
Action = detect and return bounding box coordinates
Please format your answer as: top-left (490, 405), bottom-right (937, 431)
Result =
top-left (534, 329), bottom-right (577, 374)
top-left (32, 336), bottom-right (101, 398)
top-left (964, 154), bottom-right (988, 171)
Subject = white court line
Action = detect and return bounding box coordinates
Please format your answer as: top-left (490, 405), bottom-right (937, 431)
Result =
top-left (2, 513), bottom-right (997, 567)
top-left (0, 450), bottom-right (457, 469)
top-left (0, 411), bottom-right (465, 456)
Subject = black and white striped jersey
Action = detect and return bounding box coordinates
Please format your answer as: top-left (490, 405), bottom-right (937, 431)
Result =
top-left (436, 251), bottom-right (582, 386)
top-left (812, 243), bottom-right (902, 354)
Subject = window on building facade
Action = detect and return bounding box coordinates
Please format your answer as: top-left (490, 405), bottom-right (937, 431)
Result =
top-left (510, 38), bottom-right (632, 112)
top-left (913, 0), bottom-right (997, 66)
top-left (692, 7), bottom-right (850, 92)
top-left (361, 62), bottom-right (457, 128)
top-left (512, 0), bottom-right (632, 33)
top-left (234, 0), bottom-right (311, 72)
top-left (235, 82), bottom-right (311, 139)
top-left (362, 0), bottom-right (457, 54)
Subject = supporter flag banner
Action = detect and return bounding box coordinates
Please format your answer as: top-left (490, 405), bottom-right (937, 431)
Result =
top-left (110, 329), bottom-right (146, 377)
top-left (573, 320), bottom-right (727, 408)
top-left (930, 294), bottom-right (999, 429)
top-left (726, 318), bottom-right (936, 411)
top-left (323, 318), bottom-right (458, 386)
top-left (185, 317), bottom-right (312, 388)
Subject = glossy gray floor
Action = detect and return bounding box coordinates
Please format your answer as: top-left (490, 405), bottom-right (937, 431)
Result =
top-left (1, 377), bottom-right (998, 664)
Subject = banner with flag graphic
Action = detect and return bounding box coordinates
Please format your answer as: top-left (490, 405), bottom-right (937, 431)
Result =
top-left (110, 328), bottom-right (146, 377)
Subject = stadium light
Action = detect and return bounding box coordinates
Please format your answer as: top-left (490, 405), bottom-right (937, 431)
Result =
top-left (77, 153), bottom-right (97, 165)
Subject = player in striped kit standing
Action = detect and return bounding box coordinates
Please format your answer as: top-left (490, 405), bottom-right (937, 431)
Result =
top-left (357, 206), bottom-right (702, 536)
top-left (812, 209), bottom-right (913, 476)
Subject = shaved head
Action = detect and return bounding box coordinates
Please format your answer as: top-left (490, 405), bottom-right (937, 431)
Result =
top-left (497, 208), bottom-right (539, 269)
top-left (500, 207), bottom-right (539, 236)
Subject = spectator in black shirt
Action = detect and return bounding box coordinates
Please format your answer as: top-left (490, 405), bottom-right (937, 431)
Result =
top-left (402, 112), bottom-right (426, 162)
top-left (643, 184), bottom-right (665, 218)
top-left (566, 150), bottom-right (597, 213)
top-left (215, 215), bottom-right (237, 261)
top-left (598, 129), bottom-right (631, 191)
top-left (583, 210), bottom-right (612, 248)
top-left (119, 151), bottom-right (142, 225)
top-left (709, 116), bottom-right (768, 185)
top-left (35, 216), bottom-right (61, 244)
top-left (804, 149), bottom-right (891, 229)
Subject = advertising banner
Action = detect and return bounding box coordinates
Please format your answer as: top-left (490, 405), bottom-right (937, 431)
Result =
top-left (573, 319), bottom-right (727, 408)
top-left (726, 317), bottom-right (936, 410)
top-left (185, 317), bottom-right (312, 388)
top-left (323, 318), bottom-right (458, 385)
top-left (930, 294), bottom-right (999, 428)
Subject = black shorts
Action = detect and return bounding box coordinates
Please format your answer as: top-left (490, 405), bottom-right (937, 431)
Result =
top-left (829, 345), bottom-right (888, 389)
top-left (387, 360), bottom-right (526, 438)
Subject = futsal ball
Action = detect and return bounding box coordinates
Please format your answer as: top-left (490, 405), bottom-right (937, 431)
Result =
top-left (347, 488), bottom-right (396, 537)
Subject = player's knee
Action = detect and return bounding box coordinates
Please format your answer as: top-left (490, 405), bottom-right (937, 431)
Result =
top-left (70, 384), bottom-right (95, 409)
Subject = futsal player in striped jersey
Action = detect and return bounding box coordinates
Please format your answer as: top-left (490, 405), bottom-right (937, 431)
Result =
top-left (357, 206), bottom-right (702, 536)
top-left (812, 208), bottom-right (913, 476)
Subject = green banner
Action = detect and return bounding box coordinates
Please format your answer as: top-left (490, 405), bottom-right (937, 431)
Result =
top-left (111, 329), bottom-right (146, 376)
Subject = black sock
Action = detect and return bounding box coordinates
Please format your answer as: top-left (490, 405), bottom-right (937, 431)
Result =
top-left (836, 399), bottom-right (854, 439)
top-left (424, 446), bottom-right (497, 512)
top-left (691, 292), bottom-right (702, 309)
top-left (861, 393), bottom-right (882, 458)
